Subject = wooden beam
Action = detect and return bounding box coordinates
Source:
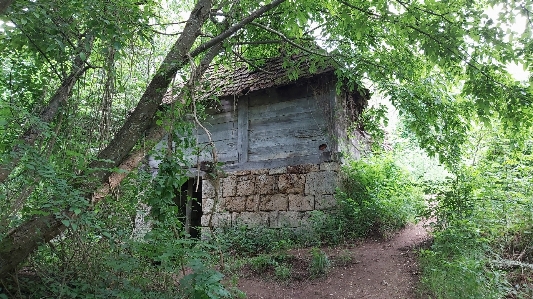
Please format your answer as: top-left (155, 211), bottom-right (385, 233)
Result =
top-left (185, 179), bottom-right (193, 236)
top-left (237, 97), bottom-right (249, 164)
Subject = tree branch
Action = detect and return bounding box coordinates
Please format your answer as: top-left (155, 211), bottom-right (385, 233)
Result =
top-left (250, 22), bottom-right (330, 57)
top-left (0, 35), bottom-right (94, 184)
top-left (190, 0), bottom-right (287, 57)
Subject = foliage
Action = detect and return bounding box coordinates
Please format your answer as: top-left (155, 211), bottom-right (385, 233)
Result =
top-left (179, 259), bottom-right (232, 299)
top-left (2, 0), bottom-right (533, 294)
top-left (335, 154), bottom-right (426, 239)
top-left (213, 225), bottom-right (299, 256)
top-left (273, 263), bottom-right (292, 281)
top-left (419, 127), bottom-right (533, 299)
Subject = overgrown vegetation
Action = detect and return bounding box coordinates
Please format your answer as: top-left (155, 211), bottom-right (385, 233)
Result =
top-left (418, 129), bottom-right (533, 299)
top-left (2, 0), bottom-right (533, 297)
top-left (208, 152), bottom-right (425, 284)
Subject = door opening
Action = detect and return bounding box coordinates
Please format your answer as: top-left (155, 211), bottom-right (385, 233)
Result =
top-left (174, 177), bottom-right (202, 238)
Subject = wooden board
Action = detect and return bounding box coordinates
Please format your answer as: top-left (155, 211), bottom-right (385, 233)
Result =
top-left (248, 138), bottom-right (330, 162)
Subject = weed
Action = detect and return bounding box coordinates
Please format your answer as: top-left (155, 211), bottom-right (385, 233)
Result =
top-left (179, 259), bottom-right (232, 299)
top-left (336, 249), bottom-right (353, 266)
top-left (274, 263), bottom-right (292, 281)
top-left (309, 247), bottom-right (331, 278)
top-left (249, 255), bottom-right (273, 272)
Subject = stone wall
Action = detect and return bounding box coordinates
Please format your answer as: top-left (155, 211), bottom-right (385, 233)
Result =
top-left (201, 162), bottom-right (340, 229)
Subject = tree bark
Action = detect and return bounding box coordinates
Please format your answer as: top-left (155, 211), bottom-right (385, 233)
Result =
top-left (0, 0), bottom-right (14, 14)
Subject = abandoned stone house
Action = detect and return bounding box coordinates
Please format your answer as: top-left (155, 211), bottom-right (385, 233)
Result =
top-left (148, 56), bottom-right (368, 237)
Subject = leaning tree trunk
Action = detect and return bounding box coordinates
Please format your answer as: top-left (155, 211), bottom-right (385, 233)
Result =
top-left (0, 0), bottom-right (213, 279)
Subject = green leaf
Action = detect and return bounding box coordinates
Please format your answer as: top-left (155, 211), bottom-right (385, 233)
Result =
top-left (61, 220), bottom-right (70, 227)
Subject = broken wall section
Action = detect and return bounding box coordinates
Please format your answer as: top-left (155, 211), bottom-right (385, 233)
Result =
top-left (201, 162), bottom-right (340, 230)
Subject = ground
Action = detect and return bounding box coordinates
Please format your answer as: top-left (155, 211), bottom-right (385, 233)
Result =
top-left (235, 222), bottom-right (431, 299)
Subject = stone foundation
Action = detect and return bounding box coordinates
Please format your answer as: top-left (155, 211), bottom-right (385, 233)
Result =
top-left (201, 162), bottom-right (340, 229)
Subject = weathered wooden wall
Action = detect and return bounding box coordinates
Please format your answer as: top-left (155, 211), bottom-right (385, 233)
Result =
top-left (193, 78), bottom-right (336, 171)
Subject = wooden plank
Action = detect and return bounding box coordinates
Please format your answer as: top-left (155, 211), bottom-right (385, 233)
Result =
top-left (249, 128), bottom-right (326, 143)
top-left (196, 129), bottom-right (237, 143)
top-left (249, 112), bottom-right (327, 133)
top-left (194, 120), bottom-right (235, 136)
top-left (249, 135), bottom-right (329, 152)
top-left (205, 97), bottom-right (237, 113)
top-left (248, 84), bottom-right (317, 108)
top-left (195, 141), bottom-right (238, 163)
top-left (202, 111), bottom-right (237, 125)
top-left (248, 97), bottom-right (318, 120)
top-left (237, 96), bottom-right (249, 163)
top-left (248, 138), bottom-right (329, 162)
top-left (223, 154), bottom-right (323, 171)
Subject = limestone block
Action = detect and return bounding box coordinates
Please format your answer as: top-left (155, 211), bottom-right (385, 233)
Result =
top-left (202, 179), bottom-right (216, 198)
top-left (288, 194), bottom-right (314, 211)
top-left (251, 168), bottom-right (269, 175)
top-left (224, 196), bottom-right (246, 212)
top-left (305, 171), bottom-right (338, 195)
top-left (233, 170), bottom-right (252, 176)
top-left (201, 212), bottom-right (231, 227)
top-left (256, 174), bottom-right (278, 195)
top-left (202, 198), bottom-right (225, 214)
top-left (199, 226), bottom-right (213, 241)
top-left (277, 211), bottom-right (304, 228)
top-left (237, 174), bottom-right (253, 182)
top-left (221, 176), bottom-right (237, 197)
top-left (246, 194), bottom-right (260, 212)
top-left (259, 194), bottom-right (288, 211)
top-left (233, 211), bottom-right (269, 226)
top-left (278, 174), bottom-right (305, 194)
top-left (202, 197), bottom-right (225, 214)
top-left (320, 162), bottom-right (340, 172)
top-left (314, 194), bottom-right (337, 210)
top-left (236, 178), bottom-right (255, 196)
top-left (269, 167), bottom-right (287, 175)
top-left (287, 164), bottom-right (319, 174)
top-left (203, 198), bottom-right (214, 214)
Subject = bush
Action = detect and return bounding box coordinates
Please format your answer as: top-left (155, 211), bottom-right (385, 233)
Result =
top-left (336, 155), bottom-right (426, 239)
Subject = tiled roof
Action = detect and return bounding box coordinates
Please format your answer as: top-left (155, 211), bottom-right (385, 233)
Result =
top-left (163, 55), bottom-right (336, 103)
top-left (202, 55), bottom-right (336, 97)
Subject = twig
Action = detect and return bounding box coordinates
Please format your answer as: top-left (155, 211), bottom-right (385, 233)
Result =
top-left (250, 22), bottom-right (330, 57)
top-left (232, 49), bottom-right (274, 74)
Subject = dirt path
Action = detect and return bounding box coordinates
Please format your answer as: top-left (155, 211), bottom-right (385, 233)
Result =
top-left (236, 222), bottom-right (431, 299)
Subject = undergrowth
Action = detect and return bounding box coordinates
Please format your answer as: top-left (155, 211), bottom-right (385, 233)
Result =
top-left (419, 136), bottom-right (533, 298)
top-left (213, 153), bottom-right (426, 282)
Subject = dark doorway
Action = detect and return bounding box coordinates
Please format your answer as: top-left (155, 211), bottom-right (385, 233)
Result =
top-left (174, 177), bottom-right (202, 238)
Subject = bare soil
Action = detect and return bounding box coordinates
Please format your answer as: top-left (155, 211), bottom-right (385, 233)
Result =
top-left (235, 222), bottom-right (431, 299)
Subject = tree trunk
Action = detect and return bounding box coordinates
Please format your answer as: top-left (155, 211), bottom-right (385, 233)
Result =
top-left (0, 35), bottom-right (94, 184)
top-left (0, 0), bottom-right (14, 14)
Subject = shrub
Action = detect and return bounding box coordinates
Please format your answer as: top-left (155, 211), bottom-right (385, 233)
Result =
top-left (336, 155), bottom-right (426, 239)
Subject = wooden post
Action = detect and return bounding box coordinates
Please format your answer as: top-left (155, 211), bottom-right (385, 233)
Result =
top-left (185, 179), bottom-right (193, 236)
top-left (237, 97), bottom-right (249, 164)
